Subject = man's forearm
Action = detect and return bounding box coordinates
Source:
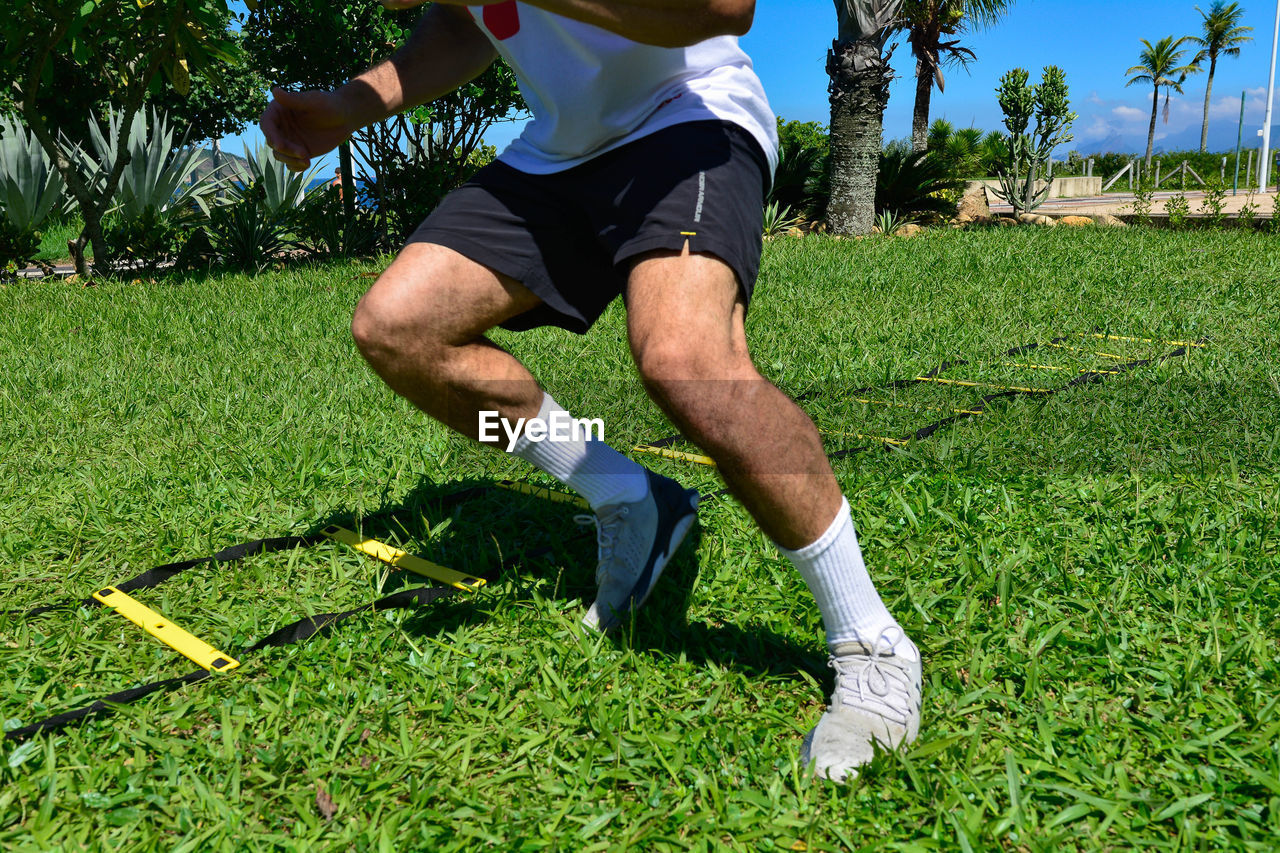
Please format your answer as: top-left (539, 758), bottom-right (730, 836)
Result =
top-left (433, 0), bottom-right (755, 48)
top-left (337, 5), bottom-right (498, 129)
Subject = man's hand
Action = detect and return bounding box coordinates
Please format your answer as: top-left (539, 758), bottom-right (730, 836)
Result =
top-left (258, 6), bottom-right (497, 169)
top-left (260, 87), bottom-right (358, 172)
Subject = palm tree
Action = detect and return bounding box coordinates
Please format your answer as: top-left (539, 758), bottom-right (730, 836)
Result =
top-left (1125, 36), bottom-right (1201, 169)
top-left (904, 0), bottom-right (1016, 152)
top-left (826, 0), bottom-right (905, 235)
top-left (1191, 2), bottom-right (1253, 152)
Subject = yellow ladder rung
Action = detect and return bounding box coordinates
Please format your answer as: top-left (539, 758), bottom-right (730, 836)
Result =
top-left (1087, 333), bottom-right (1205, 349)
top-left (915, 376), bottom-right (1051, 394)
top-left (1043, 342), bottom-right (1128, 361)
top-left (93, 587), bottom-right (239, 672)
top-left (321, 526), bottom-right (485, 592)
top-left (821, 429), bottom-right (909, 447)
top-left (633, 445), bottom-right (718, 467)
top-left (853, 397), bottom-right (985, 416)
top-left (1004, 362), bottom-right (1120, 375)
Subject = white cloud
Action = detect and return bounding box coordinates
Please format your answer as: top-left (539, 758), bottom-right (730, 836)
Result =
top-left (1209, 95), bottom-right (1244, 120)
top-left (1113, 105), bottom-right (1147, 123)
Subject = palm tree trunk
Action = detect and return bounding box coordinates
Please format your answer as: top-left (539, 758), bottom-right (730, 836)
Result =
top-left (1146, 85), bottom-right (1159, 170)
top-left (827, 37), bottom-right (893, 236)
top-left (912, 56), bottom-right (934, 152)
top-left (1200, 55), bottom-right (1217, 153)
top-left (339, 141), bottom-right (356, 222)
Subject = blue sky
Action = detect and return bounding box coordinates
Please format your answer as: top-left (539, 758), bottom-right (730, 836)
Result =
top-left (741, 0), bottom-right (1279, 155)
top-left (227, 0), bottom-right (1280, 166)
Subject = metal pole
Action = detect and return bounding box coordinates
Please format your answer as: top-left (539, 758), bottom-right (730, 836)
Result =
top-left (1259, 0), bottom-right (1279, 192)
top-left (1234, 90), bottom-right (1246, 195)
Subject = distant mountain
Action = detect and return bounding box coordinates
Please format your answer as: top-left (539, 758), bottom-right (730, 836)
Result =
top-left (1074, 122), bottom-right (1280, 158)
top-left (189, 147), bottom-right (249, 181)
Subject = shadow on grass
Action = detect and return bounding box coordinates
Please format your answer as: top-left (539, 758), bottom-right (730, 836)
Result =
top-left (307, 474), bottom-right (826, 684)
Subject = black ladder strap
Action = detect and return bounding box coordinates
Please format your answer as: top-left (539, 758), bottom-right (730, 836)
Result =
top-left (4, 584), bottom-right (457, 742)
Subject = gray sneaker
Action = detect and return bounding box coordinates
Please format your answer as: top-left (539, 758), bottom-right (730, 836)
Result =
top-left (800, 630), bottom-right (922, 783)
top-left (579, 469), bottom-right (699, 632)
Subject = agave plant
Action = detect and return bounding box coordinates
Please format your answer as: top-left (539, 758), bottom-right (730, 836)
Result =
top-left (0, 115), bottom-right (65, 264)
top-left (762, 200), bottom-right (800, 238)
top-left (68, 108), bottom-right (223, 272)
top-left (227, 143), bottom-right (318, 224)
top-left (207, 196), bottom-right (289, 273)
top-left (79, 108), bottom-right (217, 225)
top-left (875, 208), bottom-right (913, 236)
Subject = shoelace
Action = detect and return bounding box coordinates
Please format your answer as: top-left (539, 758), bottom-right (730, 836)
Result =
top-left (830, 627), bottom-right (916, 723)
top-left (574, 505), bottom-right (631, 584)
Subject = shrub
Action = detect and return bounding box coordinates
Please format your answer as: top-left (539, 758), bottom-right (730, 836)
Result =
top-left (195, 143), bottom-right (319, 274)
top-left (98, 208), bottom-right (187, 276)
top-left (1129, 179), bottom-right (1155, 226)
top-left (0, 114), bottom-right (64, 271)
top-left (372, 154), bottom-right (469, 246)
top-left (990, 66), bottom-right (1076, 215)
top-left (231, 144), bottom-right (317, 228)
top-left (766, 118), bottom-right (832, 221)
top-left (0, 218), bottom-right (40, 278)
top-left (76, 108), bottom-right (218, 275)
top-left (875, 148), bottom-right (963, 222)
top-left (769, 141), bottom-right (826, 221)
top-left (295, 188), bottom-right (381, 258)
top-left (206, 193), bottom-right (289, 273)
top-left (1089, 152), bottom-right (1137, 180)
top-left (1199, 180), bottom-right (1227, 228)
top-left (927, 120), bottom-right (983, 179)
top-left (1238, 195), bottom-right (1258, 229)
top-left (875, 209), bottom-right (912, 236)
top-left (762, 201), bottom-right (799, 237)
top-left (1165, 192), bottom-right (1190, 229)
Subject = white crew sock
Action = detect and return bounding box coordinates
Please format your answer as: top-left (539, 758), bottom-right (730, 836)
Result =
top-left (778, 496), bottom-right (917, 660)
top-left (510, 392), bottom-right (649, 510)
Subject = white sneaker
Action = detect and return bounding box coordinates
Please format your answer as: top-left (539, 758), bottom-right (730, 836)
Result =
top-left (800, 630), bottom-right (922, 783)
top-left (579, 469), bottom-right (699, 632)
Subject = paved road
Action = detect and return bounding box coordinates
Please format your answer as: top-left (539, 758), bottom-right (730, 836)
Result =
top-left (992, 189), bottom-right (1278, 218)
top-left (16, 264), bottom-right (77, 279)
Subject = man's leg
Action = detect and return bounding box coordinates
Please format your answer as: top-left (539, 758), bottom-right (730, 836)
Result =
top-left (351, 241), bottom-right (695, 628)
top-left (352, 241), bottom-right (654, 508)
top-left (626, 247), bottom-right (836, 550)
top-left (626, 244), bottom-right (921, 782)
top-left (351, 241), bottom-right (545, 435)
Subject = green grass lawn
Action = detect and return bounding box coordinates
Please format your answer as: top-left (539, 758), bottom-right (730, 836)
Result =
top-left (2, 227), bottom-right (1278, 851)
top-left (33, 218), bottom-right (84, 264)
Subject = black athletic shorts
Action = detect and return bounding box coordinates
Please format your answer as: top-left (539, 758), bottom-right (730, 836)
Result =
top-left (408, 119), bottom-right (770, 334)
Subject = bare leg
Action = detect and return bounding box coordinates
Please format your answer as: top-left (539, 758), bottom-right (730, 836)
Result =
top-left (625, 244), bottom-right (842, 549)
top-left (350, 242), bottom-right (545, 437)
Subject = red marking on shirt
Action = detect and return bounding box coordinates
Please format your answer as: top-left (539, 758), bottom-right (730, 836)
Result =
top-left (655, 92), bottom-right (686, 112)
top-left (483, 1), bottom-right (521, 40)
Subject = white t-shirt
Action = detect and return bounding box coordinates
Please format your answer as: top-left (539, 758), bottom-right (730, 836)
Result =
top-left (466, 2), bottom-right (778, 178)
